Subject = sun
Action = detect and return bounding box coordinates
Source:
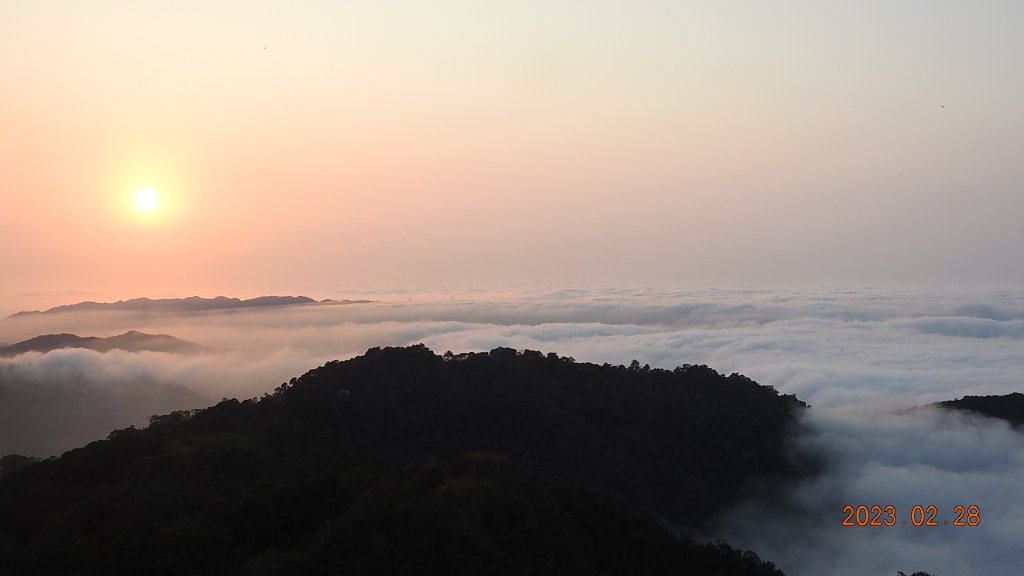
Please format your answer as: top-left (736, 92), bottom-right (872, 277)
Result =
top-left (134, 188), bottom-right (160, 212)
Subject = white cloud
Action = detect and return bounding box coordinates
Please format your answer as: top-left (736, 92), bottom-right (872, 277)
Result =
top-left (709, 407), bottom-right (1024, 576)
top-left (0, 349), bottom-right (207, 457)
top-left (891, 316), bottom-right (1024, 339)
top-left (1, 286), bottom-right (1022, 574)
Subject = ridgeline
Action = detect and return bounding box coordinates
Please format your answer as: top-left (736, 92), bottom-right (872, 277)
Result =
top-left (936, 392), bottom-right (1024, 428)
top-left (0, 345), bottom-right (808, 575)
top-left (5, 295), bottom-right (376, 319)
top-left (0, 330), bottom-right (204, 357)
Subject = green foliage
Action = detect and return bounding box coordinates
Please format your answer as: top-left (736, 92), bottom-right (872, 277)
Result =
top-left (0, 345), bottom-right (807, 575)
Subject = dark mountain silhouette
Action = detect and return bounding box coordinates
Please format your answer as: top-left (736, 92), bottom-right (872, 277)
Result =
top-left (0, 331), bottom-right (205, 357)
top-left (5, 295), bottom-right (374, 319)
top-left (0, 345), bottom-right (806, 575)
top-left (0, 454), bottom-right (37, 480)
top-left (936, 392), bottom-right (1024, 427)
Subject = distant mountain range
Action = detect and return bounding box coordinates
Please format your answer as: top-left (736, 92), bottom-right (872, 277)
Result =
top-left (6, 295), bottom-right (374, 318)
top-left (0, 331), bottom-right (205, 357)
top-left (936, 393), bottom-right (1024, 428)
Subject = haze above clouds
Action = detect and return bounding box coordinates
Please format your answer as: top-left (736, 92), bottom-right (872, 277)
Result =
top-left (3, 2), bottom-right (1024, 297)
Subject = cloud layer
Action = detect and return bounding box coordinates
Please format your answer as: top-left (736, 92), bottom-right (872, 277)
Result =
top-left (1, 286), bottom-right (1022, 575)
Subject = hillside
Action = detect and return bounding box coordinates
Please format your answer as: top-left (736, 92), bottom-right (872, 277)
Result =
top-left (0, 345), bottom-right (807, 575)
top-left (936, 392), bottom-right (1024, 427)
top-left (0, 330), bottom-right (205, 357)
top-left (6, 295), bottom-right (320, 318)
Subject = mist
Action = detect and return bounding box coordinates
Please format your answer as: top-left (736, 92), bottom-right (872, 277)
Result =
top-left (708, 406), bottom-right (1024, 575)
top-left (0, 349), bottom-right (206, 457)
top-left (1, 286), bottom-right (1022, 574)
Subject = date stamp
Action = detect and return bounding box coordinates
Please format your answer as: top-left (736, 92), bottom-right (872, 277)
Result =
top-left (842, 504), bottom-right (981, 526)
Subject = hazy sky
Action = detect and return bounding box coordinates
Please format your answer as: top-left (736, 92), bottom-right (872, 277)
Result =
top-left (3, 1), bottom-right (1023, 307)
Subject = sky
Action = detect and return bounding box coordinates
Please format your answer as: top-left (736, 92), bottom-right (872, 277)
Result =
top-left (3, 1), bottom-right (1024, 308)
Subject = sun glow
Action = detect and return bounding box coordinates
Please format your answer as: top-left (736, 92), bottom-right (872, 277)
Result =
top-left (134, 188), bottom-right (160, 212)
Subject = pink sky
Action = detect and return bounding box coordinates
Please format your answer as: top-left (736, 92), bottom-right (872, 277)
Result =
top-left (3, 1), bottom-right (1023, 314)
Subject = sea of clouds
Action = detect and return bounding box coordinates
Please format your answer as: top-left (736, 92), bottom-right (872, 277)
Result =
top-left (1, 286), bottom-right (1022, 575)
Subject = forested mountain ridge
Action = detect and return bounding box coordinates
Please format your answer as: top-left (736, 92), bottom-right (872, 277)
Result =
top-left (0, 330), bottom-right (204, 357)
top-left (0, 345), bottom-right (806, 575)
top-left (4, 295), bottom-right (374, 318)
top-left (936, 392), bottom-right (1024, 427)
